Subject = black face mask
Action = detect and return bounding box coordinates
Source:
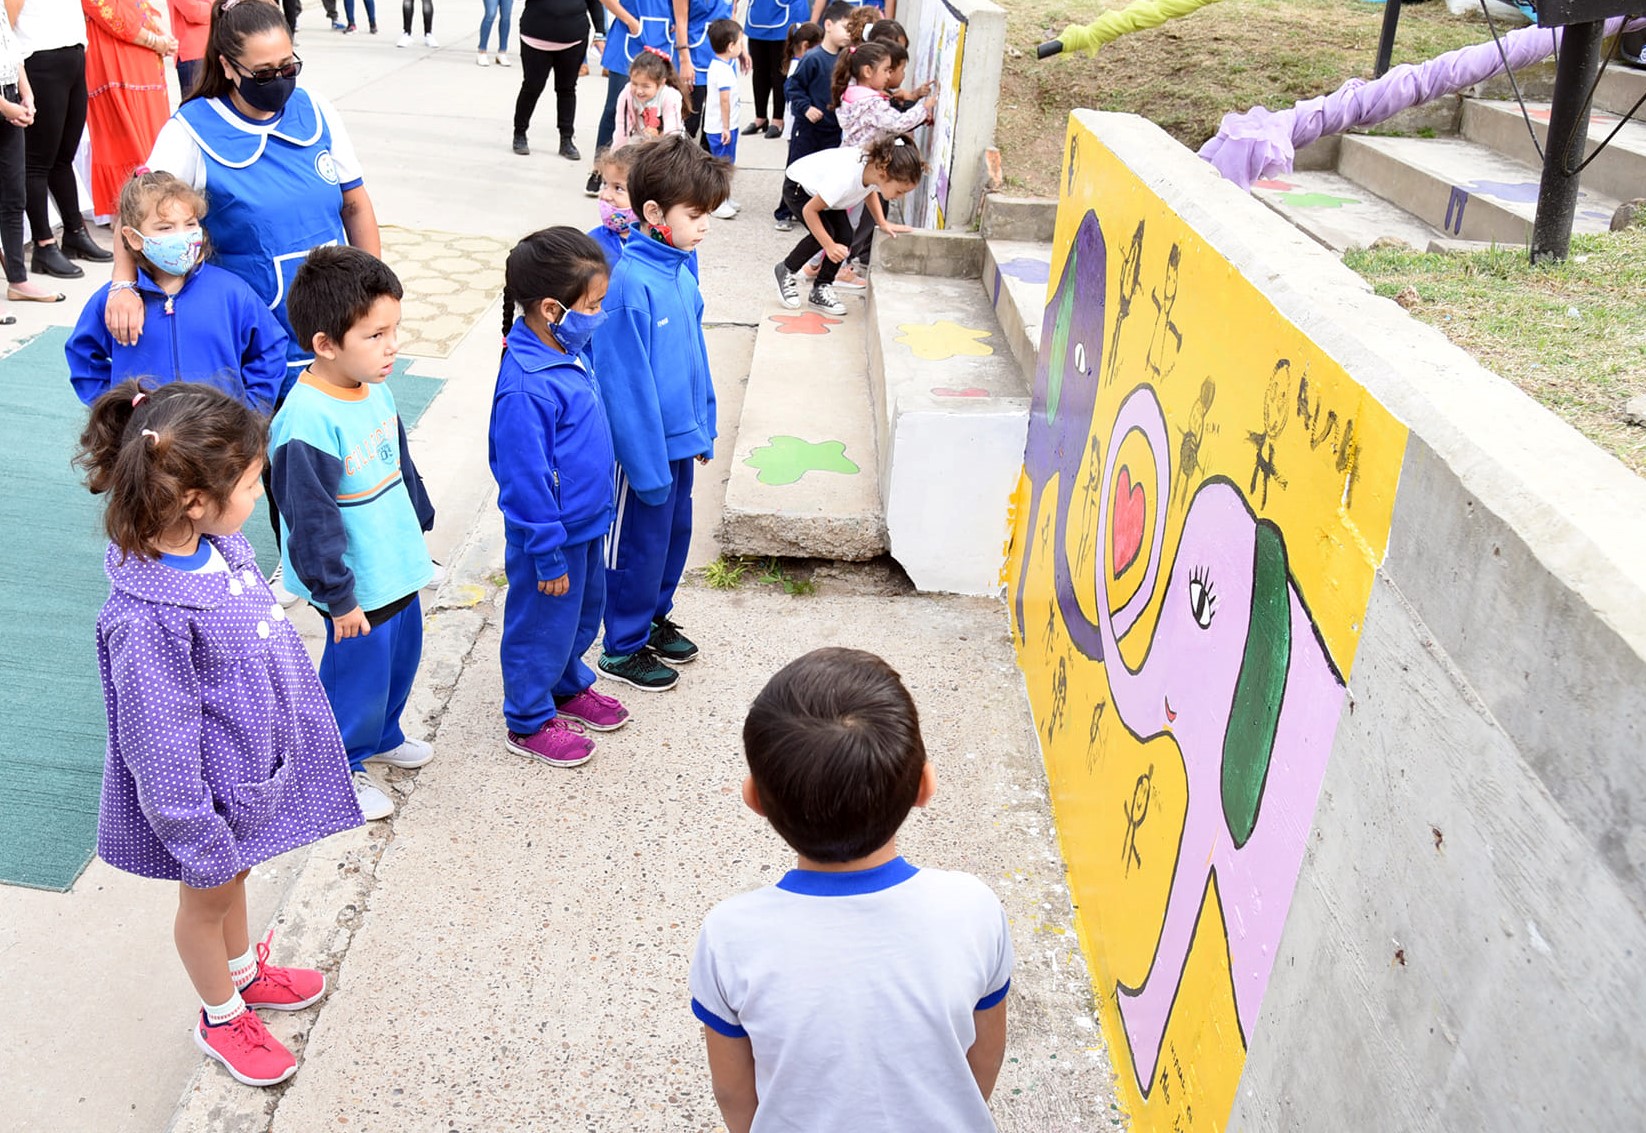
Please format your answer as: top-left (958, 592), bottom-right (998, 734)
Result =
top-left (236, 72), bottom-right (296, 114)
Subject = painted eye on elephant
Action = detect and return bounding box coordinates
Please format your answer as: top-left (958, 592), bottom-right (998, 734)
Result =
top-left (1074, 342), bottom-right (1089, 375)
top-left (1188, 568), bottom-right (1216, 629)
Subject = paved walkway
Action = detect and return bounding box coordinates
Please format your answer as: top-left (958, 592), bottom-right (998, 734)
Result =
top-left (0, 9), bottom-right (1111, 1131)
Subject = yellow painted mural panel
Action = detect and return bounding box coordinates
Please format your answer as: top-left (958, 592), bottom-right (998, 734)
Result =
top-left (1006, 115), bottom-right (1409, 1130)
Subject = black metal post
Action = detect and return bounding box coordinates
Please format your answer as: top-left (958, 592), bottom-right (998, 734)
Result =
top-left (1374, 0), bottom-right (1402, 77)
top-left (1530, 20), bottom-right (1605, 263)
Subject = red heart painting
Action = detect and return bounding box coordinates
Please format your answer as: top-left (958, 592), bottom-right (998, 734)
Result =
top-left (1111, 466), bottom-right (1145, 579)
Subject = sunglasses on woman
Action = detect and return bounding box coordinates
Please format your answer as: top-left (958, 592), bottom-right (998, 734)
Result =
top-left (231, 56), bottom-right (304, 85)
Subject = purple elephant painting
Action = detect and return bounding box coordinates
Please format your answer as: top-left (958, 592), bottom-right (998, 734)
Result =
top-left (1094, 385), bottom-right (1347, 1094)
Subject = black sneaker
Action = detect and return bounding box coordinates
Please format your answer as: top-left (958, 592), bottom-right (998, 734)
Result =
top-left (774, 262), bottom-right (801, 308)
top-left (584, 170), bottom-right (602, 197)
top-left (512, 134), bottom-right (529, 155)
top-left (808, 283), bottom-right (846, 317)
top-left (598, 646), bottom-right (679, 691)
top-left (649, 616), bottom-right (699, 665)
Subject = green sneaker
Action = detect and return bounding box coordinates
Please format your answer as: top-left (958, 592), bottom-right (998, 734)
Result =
top-left (598, 646), bottom-right (679, 691)
top-left (649, 616), bottom-right (699, 665)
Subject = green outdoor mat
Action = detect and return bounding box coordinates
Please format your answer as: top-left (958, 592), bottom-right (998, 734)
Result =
top-left (0, 328), bottom-right (444, 891)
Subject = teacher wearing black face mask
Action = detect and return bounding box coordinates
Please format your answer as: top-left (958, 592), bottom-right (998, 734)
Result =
top-left (103, 0), bottom-right (380, 400)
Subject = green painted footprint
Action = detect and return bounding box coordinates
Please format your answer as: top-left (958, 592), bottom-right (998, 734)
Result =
top-left (745, 436), bottom-right (860, 485)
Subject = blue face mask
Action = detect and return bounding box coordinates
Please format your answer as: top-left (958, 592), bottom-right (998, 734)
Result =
top-left (555, 306), bottom-right (607, 355)
top-left (133, 228), bottom-right (203, 276)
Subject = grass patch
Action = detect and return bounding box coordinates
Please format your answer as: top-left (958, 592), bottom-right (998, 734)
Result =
top-left (704, 555), bottom-right (750, 590)
top-left (997, 0), bottom-right (1491, 195)
top-left (1344, 227), bottom-right (1646, 476)
top-left (702, 555), bottom-right (819, 596)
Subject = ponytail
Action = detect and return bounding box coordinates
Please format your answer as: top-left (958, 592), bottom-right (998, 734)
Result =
top-left (188, 0), bottom-right (291, 105)
top-left (863, 133), bottom-right (927, 186)
top-left (831, 42), bottom-right (891, 110)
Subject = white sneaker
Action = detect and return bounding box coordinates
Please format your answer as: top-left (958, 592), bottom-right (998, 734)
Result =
top-left (368, 737), bottom-right (435, 769)
top-left (423, 32), bottom-right (439, 48)
top-left (397, 32), bottom-right (412, 46)
top-left (476, 50), bottom-right (490, 66)
top-left (429, 559), bottom-right (448, 587)
top-left (267, 566), bottom-right (301, 608)
top-left (352, 771), bottom-right (394, 821)
top-left (494, 52), bottom-right (511, 66)
top-left (711, 201), bottom-right (737, 220)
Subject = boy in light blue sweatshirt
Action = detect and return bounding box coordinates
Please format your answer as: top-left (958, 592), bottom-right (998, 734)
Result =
top-left (591, 134), bottom-right (732, 693)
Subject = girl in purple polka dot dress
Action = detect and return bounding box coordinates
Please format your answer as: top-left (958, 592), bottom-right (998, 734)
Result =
top-left (76, 379), bottom-right (364, 1089)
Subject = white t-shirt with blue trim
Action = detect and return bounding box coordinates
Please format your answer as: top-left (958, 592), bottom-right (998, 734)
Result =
top-left (689, 857), bottom-right (1013, 1132)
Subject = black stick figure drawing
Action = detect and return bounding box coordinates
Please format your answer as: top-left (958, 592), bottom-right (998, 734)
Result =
top-left (1085, 699), bottom-right (1107, 775)
top-left (1145, 245), bottom-right (1183, 383)
top-left (1122, 764), bottom-right (1154, 875)
top-left (1174, 378), bottom-right (1216, 508)
top-left (1076, 435), bottom-right (1103, 577)
top-left (1047, 656), bottom-right (1068, 740)
top-left (1104, 220), bottom-right (1146, 385)
top-left (1248, 360), bottom-right (1291, 509)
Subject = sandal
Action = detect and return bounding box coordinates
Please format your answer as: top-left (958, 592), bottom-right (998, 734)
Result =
top-left (7, 286), bottom-right (65, 303)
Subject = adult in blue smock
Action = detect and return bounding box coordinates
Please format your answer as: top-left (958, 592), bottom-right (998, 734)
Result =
top-left (586, 0), bottom-right (690, 195)
top-left (679, 0), bottom-right (748, 141)
top-left (104, 0), bottom-right (379, 396)
top-left (741, 0), bottom-right (807, 138)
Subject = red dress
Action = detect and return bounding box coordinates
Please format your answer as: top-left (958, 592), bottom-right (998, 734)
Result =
top-left (82, 0), bottom-right (169, 216)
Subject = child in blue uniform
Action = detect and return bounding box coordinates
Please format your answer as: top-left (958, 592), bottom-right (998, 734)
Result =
top-left (491, 227), bottom-right (632, 769)
top-left (589, 141), bottom-right (702, 281)
top-left (592, 134), bottom-right (731, 692)
top-left (269, 248), bottom-right (437, 823)
top-left (67, 172), bottom-right (287, 411)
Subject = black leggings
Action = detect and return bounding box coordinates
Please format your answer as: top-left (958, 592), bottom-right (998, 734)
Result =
top-left (748, 36), bottom-right (785, 122)
top-left (403, 0), bottom-right (433, 34)
top-left (21, 46), bottom-right (89, 245)
top-left (515, 38), bottom-right (587, 138)
top-left (781, 183), bottom-right (851, 286)
top-left (849, 194), bottom-right (879, 265)
top-left (682, 83), bottom-right (707, 140)
top-left (0, 97), bottom-right (28, 284)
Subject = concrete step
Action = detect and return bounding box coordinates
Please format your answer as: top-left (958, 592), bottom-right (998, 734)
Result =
top-left (1338, 134), bottom-right (1622, 245)
top-left (1462, 98), bottom-right (1646, 209)
top-left (1595, 63), bottom-right (1646, 120)
top-left (717, 296), bottom-right (887, 561)
top-left (982, 237), bottom-right (1053, 379)
top-left (867, 259), bottom-right (1029, 595)
top-left (1250, 170), bottom-right (1449, 253)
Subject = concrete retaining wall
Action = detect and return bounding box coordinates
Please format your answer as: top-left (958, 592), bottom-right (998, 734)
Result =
top-left (898, 0), bottom-right (1004, 230)
top-left (1005, 110), bottom-right (1646, 1130)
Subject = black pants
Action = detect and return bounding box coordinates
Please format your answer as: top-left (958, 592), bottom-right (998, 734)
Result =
top-left (747, 36), bottom-right (784, 122)
top-left (595, 69), bottom-right (626, 154)
top-left (21, 47), bottom-right (89, 246)
top-left (515, 38), bottom-right (587, 138)
top-left (403, 0), bottom-right (433, 35)
top-left (0, 91), bottom-right (29, 284)
top-left (283, 0), bottom-right (302, 32)
top-left (781, 181), bottom-right (850, 286)
top-left (682, 83), bottom-right (708, 139)
top-left (849, 195), bottom-right (879, 265)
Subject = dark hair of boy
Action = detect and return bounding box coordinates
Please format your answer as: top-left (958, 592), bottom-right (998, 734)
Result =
top-left (708, 18), bottom-right (741, 54)
top-left (286, 246), bottom-right (405, 354)
top-left (75, 379), bottom-right (269, 560)
top-left (189, 0), bottom-right (291, 104)
top-left (628, 133), bottom-right (734, 217)
top-left (866, 18), bottom-right (908, 46)
top-left (820, 1), bottom-right (855, 28)
top-left (865, 132), bottom-right (927, 184)
top-left (831, 41), bottom-right (892, 109)
top-left (743, 647), bottom-right (928, 863)
top-left (501, 227), bottom-right (609, 341)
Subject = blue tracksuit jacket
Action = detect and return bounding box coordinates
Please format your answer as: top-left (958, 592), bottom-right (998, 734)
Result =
top-left (592, 233), bottom-right (716, 507)
top-left (490, 318), bottom-right (618, 581)
top-left (66, 263), bottom-right (287, 411)
top-left (588, 223), bottom-right (702, 279)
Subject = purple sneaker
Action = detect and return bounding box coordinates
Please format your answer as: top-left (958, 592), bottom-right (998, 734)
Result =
top-left (506, 718), bottom-right (595, 768)
top-left (555, 687), bottom-right (630, 731)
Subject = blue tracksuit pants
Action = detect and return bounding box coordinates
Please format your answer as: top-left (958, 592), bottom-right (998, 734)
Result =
top-left (502, 535), bottom-right (605, 734)
top-left (603, 458), bottom-right (694, 656)
top-left (318, 595), bottom-right (423, 773)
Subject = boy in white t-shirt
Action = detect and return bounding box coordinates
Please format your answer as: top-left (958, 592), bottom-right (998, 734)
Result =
top-left (704, 18), bottom-right (744, 219)
top-left (689, 647), bottom-right (1013, 1133)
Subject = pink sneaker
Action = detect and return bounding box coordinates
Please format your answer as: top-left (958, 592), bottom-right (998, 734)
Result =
top-left (194, 1009), bottom-right (298, 1087)
top-left (556, 687), bottom-right (630, 731)
top-left (238, 931), bottom-right (326, 1011)
top-left (506, 717), bottom-right (595, 767)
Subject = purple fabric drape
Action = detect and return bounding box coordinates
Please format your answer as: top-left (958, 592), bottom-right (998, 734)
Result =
top-left (1199, 16), bottom-right (1646, 189)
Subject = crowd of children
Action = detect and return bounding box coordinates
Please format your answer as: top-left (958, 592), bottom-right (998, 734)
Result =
top-left (63, 2), bottom-right (1010, 1126)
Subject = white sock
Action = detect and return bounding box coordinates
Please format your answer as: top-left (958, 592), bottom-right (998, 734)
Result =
top-left (228, 943), bottom-right (259, 990)
top-left (203, 991), bottom-right (247, 1026)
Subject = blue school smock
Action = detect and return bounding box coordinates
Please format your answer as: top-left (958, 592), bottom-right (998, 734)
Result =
top-left (600, 0), bottom-right (677, 76)
top-left (173, 90), bottom-right (357, 398)
top-left (686, 0), bottom-right (732, 74)
top-left (744, 0), bottom-right (807, 41)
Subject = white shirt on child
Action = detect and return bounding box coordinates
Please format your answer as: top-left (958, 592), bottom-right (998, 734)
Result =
top-left (785, 145), bottom-right (878, 211)
top-left (703, 57), bottom-right (741, 137)
top-left (689, 857), bottom-right (1014, 1133)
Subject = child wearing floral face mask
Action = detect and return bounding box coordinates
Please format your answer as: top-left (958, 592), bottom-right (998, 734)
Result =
top-left (66, 171), bottom-right (288, 412)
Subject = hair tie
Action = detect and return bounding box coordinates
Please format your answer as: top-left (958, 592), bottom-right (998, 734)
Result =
top-left (894, 137), bottom-right (907, 146)
top-left (848, 45), bottom-right (857, 54)
top-left (642, 45), bottom-right (669, 59)
top-left (863, 23), bottom-right (875, 41)
top-left (141, 429), bottom-right (159, 443)
top-left (132, 391), bottom-right (147, 406)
